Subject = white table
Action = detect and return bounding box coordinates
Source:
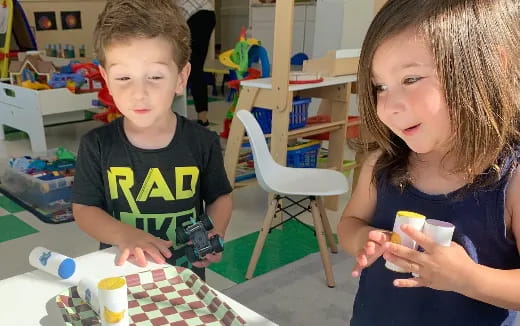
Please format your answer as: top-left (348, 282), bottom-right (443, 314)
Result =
top-left (0, 248), bottom-right (277, 326)
top-left (240, 75), bottom-right (357, 91)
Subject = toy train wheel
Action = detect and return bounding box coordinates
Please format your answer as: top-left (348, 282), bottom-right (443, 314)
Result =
top-left (176, 227), bottom-right (189, 244)
top-left (210, 236), bottom-right (224, 253)
top-left (200, 214), bottom-right (214, 231)
top-left (185, 245), bottom-right (199, 263)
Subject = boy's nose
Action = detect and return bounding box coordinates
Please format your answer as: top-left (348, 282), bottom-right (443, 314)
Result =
top-left (132, 80), bottom-right (148, 100)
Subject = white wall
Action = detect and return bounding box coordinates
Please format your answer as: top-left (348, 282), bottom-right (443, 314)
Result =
top-left (219, 0), bottom-right (249, 52)
top-left (312, 0), bottom-right (374, 55)
top-left (341, 0), bottom-right (374, 49)
top-left (312, 0), bottom-right (345, 58)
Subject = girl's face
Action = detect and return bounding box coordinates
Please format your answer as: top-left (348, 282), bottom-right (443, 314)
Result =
top-left (372, 29), bottom-right (452, 155)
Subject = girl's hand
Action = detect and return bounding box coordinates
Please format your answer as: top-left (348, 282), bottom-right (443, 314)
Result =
top-left (352, 230), bottom-right (391, 277)
top-left (383, 224), bottom-right (476, 293)
top-left (116, 228), bottom-right (172, 267)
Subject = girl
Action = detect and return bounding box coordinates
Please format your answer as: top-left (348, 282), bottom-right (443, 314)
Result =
top-left (337, 0), bottom-right (520, 325)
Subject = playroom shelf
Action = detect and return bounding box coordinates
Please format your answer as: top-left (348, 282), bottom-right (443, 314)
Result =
top-left (241, 119), bottom-right (361, 142)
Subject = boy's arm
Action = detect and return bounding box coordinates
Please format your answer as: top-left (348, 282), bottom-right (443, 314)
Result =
top-left (73, 203), bottom-right (173, 266)
top-left (73, 203), bottom-right (138, 246)
top-left (206, 193), bottom-right (232, 237)
top-left (337, 150), bottom-right (381, 256)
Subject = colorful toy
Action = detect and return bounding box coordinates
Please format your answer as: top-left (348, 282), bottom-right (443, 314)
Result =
top-left (219, 28), bottom-right (270, 138)
top-left (93, 85), bottom-right (122, 123)
top-left (9, 52), bottom-right (55, 86)
top-left (48, 72), bottom-right (84, 89)
top-left (176, 214), bottom-right (224, 262)
top-left (0, 0), bottom-right (37, 79)
top-left (55, 147), bottom-right (76, 160)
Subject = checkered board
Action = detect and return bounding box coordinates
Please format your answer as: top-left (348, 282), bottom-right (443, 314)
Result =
top-left (56, 266), bottom-right (247, 326)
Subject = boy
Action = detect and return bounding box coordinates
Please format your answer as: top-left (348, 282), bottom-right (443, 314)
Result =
top-left (72, 0), bottom-right (232, 279)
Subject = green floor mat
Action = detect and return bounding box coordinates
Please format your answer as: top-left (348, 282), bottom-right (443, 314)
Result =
top-left (0, 215), bottom-right (38, 243)
top-left (0, 195), bottom-right (24, 214)
top-left (208, 219), bottom-right (336, 284)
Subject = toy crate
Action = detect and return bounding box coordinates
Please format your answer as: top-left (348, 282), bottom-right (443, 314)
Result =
top-left (305, 115), bottom-right (360, 140)
top-left (0, 149), bottom-right (74, 212)
top-left (251, 97), bottom-right (311, 134)
top-left (286, 140), bottom-right (321, 168)
top-left (0, 82), bottom-right (98, 153)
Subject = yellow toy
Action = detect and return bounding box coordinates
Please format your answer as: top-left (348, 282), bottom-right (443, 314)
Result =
top-left (0, 0), bottom-right (13, 78)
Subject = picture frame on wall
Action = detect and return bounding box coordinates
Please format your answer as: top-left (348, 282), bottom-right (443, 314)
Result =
top-left (60, 11), bottom-right (82, 30)
top-left (34, 12), bottom-right (57, 31)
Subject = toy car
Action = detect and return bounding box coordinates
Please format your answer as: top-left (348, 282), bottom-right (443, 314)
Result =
top-left (176, 214), bottom-right (224, 262)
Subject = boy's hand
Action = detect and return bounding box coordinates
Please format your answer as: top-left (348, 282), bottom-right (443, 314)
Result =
top-left (383, 224), bottom-right (476, 293)
top-left (191, 231), bottom-right (223, 268)
top-left (192, 252), bottom-right (222, 268)
top-left (352, 230), bottom-right (391, 277)
top-left (116, 228), bottom-right (172, 267)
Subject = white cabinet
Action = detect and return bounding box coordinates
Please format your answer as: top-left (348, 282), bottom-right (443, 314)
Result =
top-left (250, 3), bottom-right (316, 62)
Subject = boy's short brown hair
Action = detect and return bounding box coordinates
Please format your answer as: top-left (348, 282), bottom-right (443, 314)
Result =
top-left (94, 0), bottom-right (191, 70)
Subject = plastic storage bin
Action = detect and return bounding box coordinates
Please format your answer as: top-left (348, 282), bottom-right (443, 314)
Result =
top-left (1, 167), bottom-right (73, 211)
top-left (286, 140), bottom-right (321, 168)
top-left (305, 115), bottom-right (360, 140)
top-left (251, 97), bottom-right (311, 134)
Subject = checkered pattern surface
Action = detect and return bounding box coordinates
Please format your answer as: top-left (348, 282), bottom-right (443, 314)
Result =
top-left (56, 266), bottom-right (246, 326)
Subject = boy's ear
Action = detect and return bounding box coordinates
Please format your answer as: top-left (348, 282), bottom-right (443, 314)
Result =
top-left (99, 65), bottom-right (108, 83)
top-left (99, 65), bottom-right (113, 96)
top-left (175, 62), bottom-right (191, 95)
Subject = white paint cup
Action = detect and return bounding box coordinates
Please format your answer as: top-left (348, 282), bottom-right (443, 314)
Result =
top-left (78, 277), bottom-right (100, 314)
top-left (385, 211), bottom-right (426, 273)
top-left (28, 247), bottom-right (76, 279)
top-left (98, 277), bottom-right (129, 326)
top-left (412, 219), bottom-right (455, 277)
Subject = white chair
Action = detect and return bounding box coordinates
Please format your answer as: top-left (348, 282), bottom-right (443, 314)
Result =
top-left (236, 110), bottom-right (349, 287)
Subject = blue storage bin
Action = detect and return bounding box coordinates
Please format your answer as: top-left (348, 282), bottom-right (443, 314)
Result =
top-left (251, 97), bottom-right (311, 134)
top-left (286, 140), bottom-right (321, 168)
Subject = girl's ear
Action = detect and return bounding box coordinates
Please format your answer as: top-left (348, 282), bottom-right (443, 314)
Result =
top-left (175, 62), bottom-right (191, 95)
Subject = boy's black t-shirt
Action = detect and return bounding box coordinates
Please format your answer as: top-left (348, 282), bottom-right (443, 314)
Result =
top-left (71, 114), bottom-right (232, 271)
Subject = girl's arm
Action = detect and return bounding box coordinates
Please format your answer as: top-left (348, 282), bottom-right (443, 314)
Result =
top-left (387, 168), bottom-right (520, 310)
top-left (337, 150), bottom-right (381, 256)
top-left (459, 167), bottom-right (520, 310)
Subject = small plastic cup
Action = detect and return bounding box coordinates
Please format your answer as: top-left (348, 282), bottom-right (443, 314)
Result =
top-left (78, 277), bottom-right (100, 314)
top-left (98, 277), bottom-right (129, 326)
top-left (28, 247), bottom-right (76, 279)
top-left (385, 211), bottom-right (426, 273)
top-left (423, 219), bottom-right (455, 247)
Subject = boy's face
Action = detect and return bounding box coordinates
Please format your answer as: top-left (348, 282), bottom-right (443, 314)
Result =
top-left (100, 37), bottom-right (190, 129)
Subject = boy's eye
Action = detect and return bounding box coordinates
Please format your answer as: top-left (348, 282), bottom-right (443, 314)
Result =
top-left (115, 77), bottom-right (130, 81)
top-left (149, 76), bottom-right (163, 80)
top-left (403, 76), bottom-right (422, 85)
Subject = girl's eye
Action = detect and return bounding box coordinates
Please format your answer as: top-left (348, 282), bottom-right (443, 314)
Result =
top-left (403, 76), bottom-right (422, 85)
top-left (149, 76), bottom-right (163, 80)
top-left (374, 84), bottom-right (387, 93)
top-left (115, 77), bottom-right (130, 81)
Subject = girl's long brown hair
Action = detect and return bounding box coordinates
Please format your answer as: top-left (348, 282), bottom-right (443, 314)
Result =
top-left (358, 0), bottom-right (520, 189)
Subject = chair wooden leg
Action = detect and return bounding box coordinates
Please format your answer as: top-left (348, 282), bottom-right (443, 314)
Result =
top-left (317, 197), bottom-right (338, 254)
top-left (245, 198), bottom-right (279, 280)
top-left (310, 200), bottom-right (335, 287)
